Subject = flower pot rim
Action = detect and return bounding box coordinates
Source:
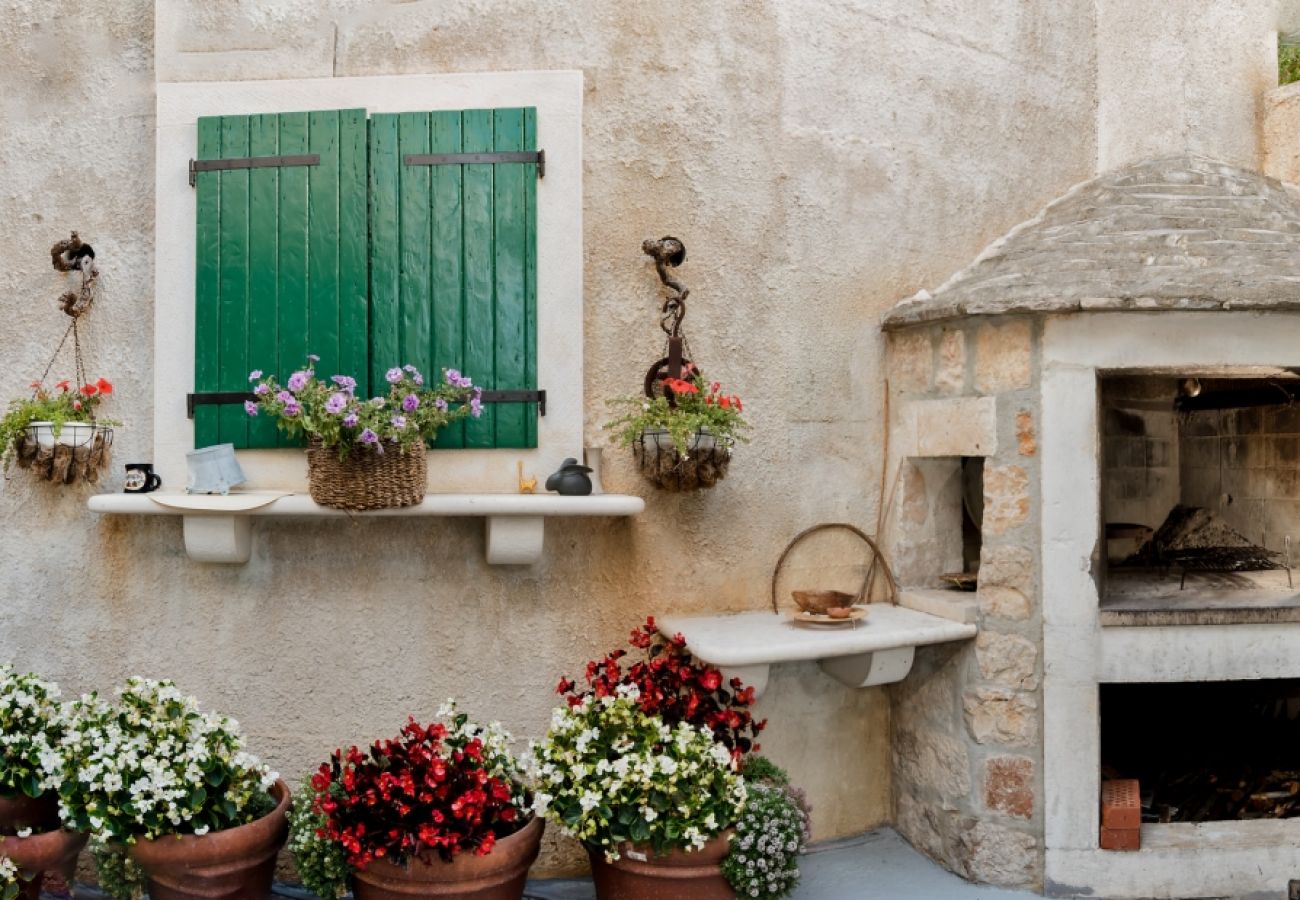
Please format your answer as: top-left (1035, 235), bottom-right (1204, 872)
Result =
top-left (352, 815), bottom-right (545, 892)
top-left (360, 814), bottom-right (543, 873)
top-left (126, 778), bottom-right (290, 866)
top-left (584, 827), bottom-right (735, 863)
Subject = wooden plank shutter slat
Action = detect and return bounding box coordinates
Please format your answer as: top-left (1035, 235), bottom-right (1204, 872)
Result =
top-left (492, 107), bottom-right (529, 448)
top-left (194, 118), bottom-right (223, 450)
top-left (398, 113), bottom-right (432, 375)
top-left (523, 107), bottom-right (538, 448)
top-left (247, 113), bottom-right (281, 448)
top-left (217, 115), bottom-right (250, 448)
top-left (461, 109), bottom-right (497, 449)
top-left (368, 114), bottom-right (400, 393)
top-left (275, 112), bottom-right (310, 448)
top-left (307, 110), bottom-right (342, 381)
top-left (338, 109), bottom-right (370, 394)
top-left (430, 111), bottom-right (466, 449)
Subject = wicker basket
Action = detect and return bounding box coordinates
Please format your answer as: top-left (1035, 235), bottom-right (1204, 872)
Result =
top-left (306, 438), bottom-right (427, 511)
top-left (633, 428), bottom-right (732, 492)
top-left (14, 423), bottom-right (113, 485)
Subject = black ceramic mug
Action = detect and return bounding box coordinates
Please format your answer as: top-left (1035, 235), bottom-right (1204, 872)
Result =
top-left (124, 463), bottom-right (162, 493)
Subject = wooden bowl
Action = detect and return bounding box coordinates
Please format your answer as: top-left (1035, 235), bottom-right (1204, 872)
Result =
top-left (791, 589), bottom-right (857, 614)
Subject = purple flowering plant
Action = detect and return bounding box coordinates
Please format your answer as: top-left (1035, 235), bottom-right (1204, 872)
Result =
top-left (246, 359), bottom-right (482, 458)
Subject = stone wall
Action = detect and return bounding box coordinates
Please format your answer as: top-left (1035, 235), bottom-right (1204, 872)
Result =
top-left (886, 319), bottom-right (1045, 889)
top-left (0, 0), bottom-right (1099, 878)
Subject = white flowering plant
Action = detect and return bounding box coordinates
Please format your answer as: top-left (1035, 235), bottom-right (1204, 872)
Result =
top-left (0, 664), bottom-right (69, 801)
top-left (722, 756), bottom-right (810, 900)
top-left (58, 678), bottom-right (279, 844)
top-left (0, 856), bottom-right (21, 900)
top-left (529, 689), bottom-right (746, 861)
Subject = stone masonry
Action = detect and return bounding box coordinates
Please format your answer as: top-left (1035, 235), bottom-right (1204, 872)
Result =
top-left (887, 316), bottom-right (1044, 889)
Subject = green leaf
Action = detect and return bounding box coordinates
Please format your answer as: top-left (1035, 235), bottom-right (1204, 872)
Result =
top-left (190, 787), bottom-right (208, 810)
top-left (19, 774), bottom-right (40, 799)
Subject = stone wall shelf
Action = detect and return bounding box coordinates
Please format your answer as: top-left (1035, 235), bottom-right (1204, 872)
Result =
top-left (87, 491), bottom-right (646, 566)
top-left (658, 605), bottom-right (977, 696)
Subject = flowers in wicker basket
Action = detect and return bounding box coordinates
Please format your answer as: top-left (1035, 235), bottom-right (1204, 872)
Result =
top-left (246, 359), bottom-right (482, 456)
top-left (0, 377), bottom-right (116, 474)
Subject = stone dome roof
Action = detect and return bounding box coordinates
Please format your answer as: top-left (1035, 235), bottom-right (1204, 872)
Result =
top-left (883, 156), bottom-right (1300, 329)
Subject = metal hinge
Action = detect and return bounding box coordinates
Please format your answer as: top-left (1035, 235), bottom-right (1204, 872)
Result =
top-left (403, 150), bottom-right (544, 178)
top-left (187, 389), bottom-right (546, 418)
top-left (189, 154), bottom-right (322, 188)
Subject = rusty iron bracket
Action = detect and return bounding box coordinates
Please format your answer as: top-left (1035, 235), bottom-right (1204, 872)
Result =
top-left (187, 389), bottom-right (546, 419)
top-left (189, 154), bottom-right (321, 187)
top-left (403, 150), bottom-right (544, 178)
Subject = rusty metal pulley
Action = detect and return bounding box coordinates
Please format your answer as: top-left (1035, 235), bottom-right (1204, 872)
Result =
top-left (641, 236), bottom-right (700, 402)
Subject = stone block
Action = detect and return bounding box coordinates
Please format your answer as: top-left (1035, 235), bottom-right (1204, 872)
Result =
top-left (1016, 410), bottom-right (1036, 457)
top-left (975, 632), bottom-right (1039, 690)
top-left (936, 329), bottom-right (967, 394)
top-left (974, 320), bottom-right (1033, 393)
top-left (963, 688), bottom-right (1037, 746)
top-left (894, 725), bottom-right (972, 799)
top-left (982, 465), bottom-right (1030, 535)
top-left (1262, 82), bottom-right (1300, 186)
top-left (984, 756), bottom-right (1035, 819)
top-left (978, 585), bottom-right (1032, 621)
top-left (978, 544), bottom-right (1034, 595)
top-left (960, 820), bottom-right (1038, 886)
top-left (901, 463), bottom-right (929, 525)
top-left (890, 329), bottom-right (933, 392)
top-left (904, 396), bottom-right (998, 458)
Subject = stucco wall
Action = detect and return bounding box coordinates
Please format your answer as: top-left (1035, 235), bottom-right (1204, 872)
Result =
top-left (0, 0), bottom-right (1097, 878)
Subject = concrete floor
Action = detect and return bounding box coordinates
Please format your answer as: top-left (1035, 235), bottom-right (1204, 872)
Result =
top-left (525, 829), bottom-right (1037, 900)
top-left (57, 829), bottom-right (1038, 899)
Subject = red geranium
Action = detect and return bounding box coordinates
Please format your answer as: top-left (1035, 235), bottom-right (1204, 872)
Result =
top-left (558, 617), bottom-right (766, 760)
top-left (79, 383), bottom-right (98, 397)
top-left (310, 718), bottom-right (526, 870)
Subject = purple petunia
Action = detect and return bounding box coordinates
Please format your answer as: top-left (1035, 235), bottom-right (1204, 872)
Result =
top-left (343, 412), bottom-right (359, 428)
top-left (325, 392), bottom-right (349, 415)
top-left (283, 399), bottom-right (302, 417)
top-left (244, 400), bottom-right (259, 417)
top-left (248, 369), bottom-right (263, 382)
top-left (444, 368), bottom-right (462, 385)
top-left (370, 397), bottom-right (387, 408)
top-left (470, 394), bottom-right (483, 418)
top-left (287, 371), bottom-right (310, 392)
top-left (403, 364), bottom-right (425, 386)
top-left (390, 415), bottom-right (407, 430)
top-left (275, 390), bottom-right (293, 404)
top-left (434, 398), bottom-right (448, 412)
top-left (401, 394), bottom-right (419, 413)
top-left (254, 384), bottom-right (271, 396)
top-left (385, 368), bottom-right (404, 384)
top-left (330, 375), bottom-right (357, 393)
top-left (359, 428), bottom-right (379, 444)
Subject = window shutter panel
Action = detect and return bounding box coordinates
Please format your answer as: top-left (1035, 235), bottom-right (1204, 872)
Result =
top-left (193, 109), bottom-right (368, 449)
top-left (368, 107), bottom-right (539, 450)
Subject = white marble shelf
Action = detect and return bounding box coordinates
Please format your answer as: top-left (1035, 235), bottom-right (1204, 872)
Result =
top-left (658, 605), bottom-right (977, 695)
top-left (87, 491), bottom-right (645, 566)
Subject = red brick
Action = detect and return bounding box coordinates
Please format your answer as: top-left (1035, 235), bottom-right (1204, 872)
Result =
top-left (1100, 825), bottom-right (1140, 851)
top-left (984, 756), bottom-right (1034, 819)
top-left (1101, 778), bottom-right (1141, 829)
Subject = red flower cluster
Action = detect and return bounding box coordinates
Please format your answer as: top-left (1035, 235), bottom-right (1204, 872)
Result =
top-left (662, 377), bottom-right (699, 395)
top-left (311, 719), bottom-right (522, 870)
top-left (702, 380), bottom-right (742, 411)
top-left (557, 617), bottom-right (766, 760)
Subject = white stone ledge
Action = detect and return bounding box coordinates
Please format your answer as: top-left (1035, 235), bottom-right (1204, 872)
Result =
top-left (87, 491), bottom-right (645, 566)
top-left (658, 606), bottom-right (977, 696)
top-left (1098, 622), bottom-right (1300, 682)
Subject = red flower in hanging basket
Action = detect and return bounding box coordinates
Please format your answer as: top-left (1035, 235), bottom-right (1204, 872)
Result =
top-left (79, 384), bottom-right (98, 397)
top-left (95, 378), bottom-right (113, 395)
top-left (55, 380), bottom-right (70, 392)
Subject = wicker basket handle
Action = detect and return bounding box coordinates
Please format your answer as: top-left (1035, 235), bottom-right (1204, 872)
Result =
top-left (770, 522), bottom-right (898, 614)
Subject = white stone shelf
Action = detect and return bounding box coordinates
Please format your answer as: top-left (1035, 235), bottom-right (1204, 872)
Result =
top-left (87, 491), bottom-right (645, 566)
top-left (658, 605), bottom-right (977, 695)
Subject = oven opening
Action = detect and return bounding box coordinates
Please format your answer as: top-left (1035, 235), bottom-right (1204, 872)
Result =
top-left (1100, 372), bottom-right (1300, 625)
top-left (1101, 679), bottom-right (1300, 823)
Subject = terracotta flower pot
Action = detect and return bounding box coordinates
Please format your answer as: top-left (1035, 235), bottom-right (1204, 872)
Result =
top-left (586, 831), bottom-right (735, 900)
top-left (352, 816), bottom-right (544, 900)
top-left (0, 793), bottom-right (60, 836)
top-left (0, 826), bottom-right (89, 900)
top-left (126, 779), bottom-right (290, 900)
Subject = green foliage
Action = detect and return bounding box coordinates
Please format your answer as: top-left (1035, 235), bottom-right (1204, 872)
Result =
top-left (604, 375), bottom-right (749, 456)
top-left (1281, 36), bottom-right (1300, 86)
top-left (91, 844), bottom-right (146, 900)
top-left (740, 755), bottom-right (791, 788)
top-left (287, 775), bottom-right (350, 899)
top-left (0, 664), bottom-right (68, 797)
top-left (722, 782), bottom-right (807, 900)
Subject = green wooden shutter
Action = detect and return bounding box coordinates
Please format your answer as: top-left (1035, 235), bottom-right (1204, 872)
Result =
top-left (194, 109), bottom-right (369, 449)
top-left (368, 107), bottom-right (539, 449)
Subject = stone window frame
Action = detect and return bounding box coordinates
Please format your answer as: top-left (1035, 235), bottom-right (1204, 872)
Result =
top-left (1041, 310), bottom-right (1300, 897)
top-left (153, 71), bottom-right (584, 492)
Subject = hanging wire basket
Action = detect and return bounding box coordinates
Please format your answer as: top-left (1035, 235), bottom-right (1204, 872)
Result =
top-left (632, 427), bottom-right (732, 492)
top-left (14, 423), bottom-right (114, 485)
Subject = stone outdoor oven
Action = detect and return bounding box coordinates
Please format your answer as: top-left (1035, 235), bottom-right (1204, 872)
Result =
top-left (881, 156), bottom-right (1300, 898)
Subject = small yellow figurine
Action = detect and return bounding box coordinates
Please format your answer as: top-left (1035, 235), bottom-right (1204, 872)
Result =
top-left (517, 460), bottom-right (538, 494)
